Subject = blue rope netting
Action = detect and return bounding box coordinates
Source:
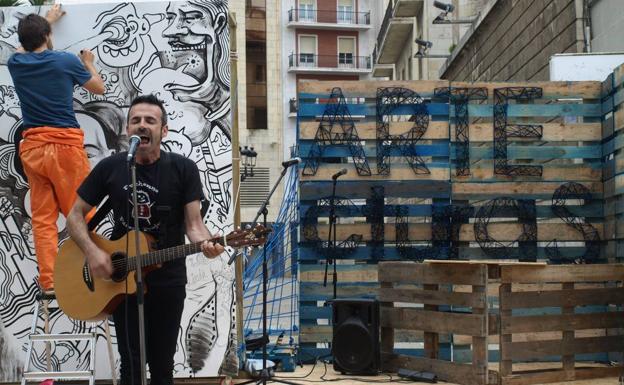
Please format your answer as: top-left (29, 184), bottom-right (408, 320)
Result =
top-left (242, 164), bottom-right (299, 350)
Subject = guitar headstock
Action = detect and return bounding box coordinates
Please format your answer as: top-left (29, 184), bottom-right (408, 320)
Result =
top-left (222, 224), bottom-right (271, 248)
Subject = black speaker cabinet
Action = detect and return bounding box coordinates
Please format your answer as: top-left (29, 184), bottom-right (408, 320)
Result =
top-left (331, 298), bottom-right (380, 375)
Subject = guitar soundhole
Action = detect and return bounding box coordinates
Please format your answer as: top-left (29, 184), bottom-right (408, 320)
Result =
top-left (110, 252), bottom-right (129, 282)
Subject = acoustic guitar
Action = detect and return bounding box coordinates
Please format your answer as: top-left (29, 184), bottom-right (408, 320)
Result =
top-left (54, 226), bottom-right (269, 321)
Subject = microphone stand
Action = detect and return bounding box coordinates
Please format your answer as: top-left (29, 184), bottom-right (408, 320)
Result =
top-left (129, 158), bottom-right (148, 385)
top-left (323, 176), bottom-right (339, 299)
top-left (236, 162), bottom-right (302, 385)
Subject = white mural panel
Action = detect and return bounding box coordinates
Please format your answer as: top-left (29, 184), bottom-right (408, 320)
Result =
top-left (0, 0), bottom-right (234, 381)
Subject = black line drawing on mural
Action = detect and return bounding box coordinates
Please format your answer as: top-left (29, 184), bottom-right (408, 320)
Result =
top-left (0, 1), bottom-right (233, 380)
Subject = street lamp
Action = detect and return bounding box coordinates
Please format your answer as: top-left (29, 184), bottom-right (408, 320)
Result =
top-left (240, 145), bottom-right (258, 181)
top-left (433, 1), bottom-right (476, 24)
top-left (414, 39), bottom-right (449, 59)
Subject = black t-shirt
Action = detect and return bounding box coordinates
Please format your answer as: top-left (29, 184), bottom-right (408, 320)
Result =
top-left (77, 151), bottom-right (204, 287)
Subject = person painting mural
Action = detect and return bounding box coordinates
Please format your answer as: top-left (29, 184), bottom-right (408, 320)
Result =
top-left (7, 4), bottom-right (105, 293)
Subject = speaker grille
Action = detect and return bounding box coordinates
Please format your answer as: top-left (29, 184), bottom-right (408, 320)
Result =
top-left (333, 316), bottom-right (374, 373)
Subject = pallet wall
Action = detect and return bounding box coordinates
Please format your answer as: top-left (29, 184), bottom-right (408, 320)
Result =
top-left (297, 69), bottom-right (618, 358)
top-left (602, 64), bottom-right (624, 260)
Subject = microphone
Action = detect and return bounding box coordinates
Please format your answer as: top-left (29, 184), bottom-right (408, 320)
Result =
top-left (127, 135), bottom-right (141, 162)
top-left (332, 168), bottom-right (348, 180)
top-left (281, 157), bottom-right (301, 168)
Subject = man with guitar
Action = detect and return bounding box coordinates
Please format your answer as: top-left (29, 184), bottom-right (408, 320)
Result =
top-left (66, 94), bottom-right (225, 385)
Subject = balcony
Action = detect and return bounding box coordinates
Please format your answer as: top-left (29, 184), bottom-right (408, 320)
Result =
top-left (373, 0), bottom-right (423, 76)
top-left (288, 54), bottom-right (372, 75)
top-left (287, 8), bottom-right (371, 30)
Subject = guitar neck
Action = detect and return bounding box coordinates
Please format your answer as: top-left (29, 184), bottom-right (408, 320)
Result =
top-left (127, 235), bottom-right (225, 270)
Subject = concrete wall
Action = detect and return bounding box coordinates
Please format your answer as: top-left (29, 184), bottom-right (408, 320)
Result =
top-left (440, 0), bottom-right (585, 81)
top-left (590, 0), bottom-right (624, 52)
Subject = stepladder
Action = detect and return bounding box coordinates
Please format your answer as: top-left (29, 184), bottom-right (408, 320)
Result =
top-left (21, 290), bottom-right (118, 385)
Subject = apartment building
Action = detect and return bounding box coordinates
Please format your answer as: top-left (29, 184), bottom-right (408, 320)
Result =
top-left (372, 0), bottom-right (485, 80)
top-left (282, 0), bottom-right (377, 156)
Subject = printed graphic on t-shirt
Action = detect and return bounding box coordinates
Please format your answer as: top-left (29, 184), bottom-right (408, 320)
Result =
top-left (120, 181), bottom-right (159, 233)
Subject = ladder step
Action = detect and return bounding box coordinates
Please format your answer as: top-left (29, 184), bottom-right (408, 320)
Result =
top-left (23, 371), bottom-right (92, 380)
top-left (30, 333), bottom-right (94, 341)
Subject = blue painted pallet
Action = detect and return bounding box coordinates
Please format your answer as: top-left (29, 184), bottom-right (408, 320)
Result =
top-left (298, 143), bottom-right (602, 160)
top-left (299, 103), bottom-right (602, 118)
top-left (299, 202), bottom-right (604, 218)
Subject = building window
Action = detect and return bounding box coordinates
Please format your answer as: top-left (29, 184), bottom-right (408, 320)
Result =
top-left (299, 0), bottom-right (315, 21)
top-left (298, 35), bottom-right (317, 67)
top-left (337, 0), bottom-right (353, 24)
top-left (254, 107), bottom-right (267, 129)
top-left (339, 53), bottom-right (353, 66)
top-left (338, 37), bottom-right (355, 68)
top-left (255, 64), bottom-right (265, 83)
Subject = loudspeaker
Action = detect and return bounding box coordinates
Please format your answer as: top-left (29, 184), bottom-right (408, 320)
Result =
top-left (331, 298), bottom-right (380, 375)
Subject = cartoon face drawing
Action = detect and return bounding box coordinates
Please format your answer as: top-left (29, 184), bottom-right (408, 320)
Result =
top-left (94, 3), bottom-right (152, 68)
top-left (161, 1), bottom-right (222, 84)
top-left (139, 67), bottom-right (210, 144)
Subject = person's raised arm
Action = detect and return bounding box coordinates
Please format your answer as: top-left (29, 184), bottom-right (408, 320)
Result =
top-left (78, 49), bottom-right (105, 95)
top-left (66, 196), bottom-right (112, 278)
top-left (184, 200), bottom-right (224, 258)
top-left (45, 4), bottom-right (66, 25)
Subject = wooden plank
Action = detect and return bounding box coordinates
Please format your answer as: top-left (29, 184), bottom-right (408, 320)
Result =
top-left (301, 167), bottom-right (450, 181)
top-left (500, 287), bottom-right (624, 308)
top-left (378, 287), bottom-right (485, 307)
top-left (380, 281), bottom-right (394, 356)
top-left (562, 282), bottom-right (574, 376)
top-left (500, 264), bottom-right (624, 283)
top-left (299, 80), bottom-right (602, 99)
top-left (501, 366), bottom-right (624, 385)
top-left (501, 312), bottom-right (624, 333)
top-left (499, 283), bottom-right (513, 378)
top-left (299, 325), bottom-right (425, 343)
top-left (301, 164), bottom-right (602, 183)
top-left (382, 353), bottom-right (482, 385)
top-left (300, 282), bottom-right (377, 301)
top-left (298, 121), bottom-right (601, 142)
top-left (453, 181), bottom-right (602, 199)
top-left (472, 284), bottom-right (488, 385)
top-left (300, 180), bottom-right (451, 200)
top-left (312, 223), bottom-right (604, 243)
top-left (454, 329), bottom-right (609, 345)
top-left (300, 264), bottom-right (377, 283)
top-left (379, 261), bottom-right (487, 285)
top-left (423, 284), bottom-right (439, 360)
top-left (381, 307), bottom-right (487, 336)
top-left (503, 336), bottom-right (624, 360)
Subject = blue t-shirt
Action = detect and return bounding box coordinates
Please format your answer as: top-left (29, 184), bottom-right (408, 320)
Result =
top-left (8, 50), bottom-right (92, 129)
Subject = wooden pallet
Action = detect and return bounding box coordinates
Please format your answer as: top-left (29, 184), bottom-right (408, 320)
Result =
top-left (498, 264), bottom-right (624, 385)
top-left (379, 261), bottom-right (497, 385)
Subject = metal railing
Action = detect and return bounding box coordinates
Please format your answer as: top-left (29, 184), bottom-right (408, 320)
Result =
top-left (372, 45), bottom-right (378, 66)
top-left (288, 8), bottom-right (370, 25)
top-left (288, 54), bottom-right (372, 70)
top-left (377, 0), bottom-right (394, 51)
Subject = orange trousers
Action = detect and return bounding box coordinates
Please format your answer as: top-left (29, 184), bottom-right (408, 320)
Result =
top-left (20, 127), bottom-right (91, 291)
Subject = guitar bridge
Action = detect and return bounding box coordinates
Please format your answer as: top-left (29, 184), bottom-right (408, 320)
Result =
top-left (82, 262), bottom-right (95, 292)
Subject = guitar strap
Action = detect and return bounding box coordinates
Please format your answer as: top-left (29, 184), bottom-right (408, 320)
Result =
top-left (156, 151), bottom-right (176, 249)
